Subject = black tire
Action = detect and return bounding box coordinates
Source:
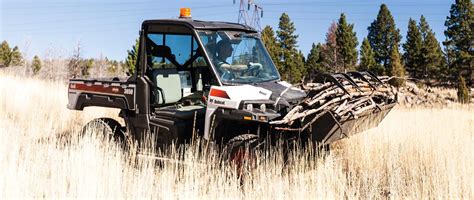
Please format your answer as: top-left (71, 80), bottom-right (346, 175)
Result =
top-left (81, 118), bottom-right (126, 145)
top-left (223, 134), bottom-right (260, 171)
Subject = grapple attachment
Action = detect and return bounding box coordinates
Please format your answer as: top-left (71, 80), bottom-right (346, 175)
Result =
top-left (271, 72), bottom-right (397, 145)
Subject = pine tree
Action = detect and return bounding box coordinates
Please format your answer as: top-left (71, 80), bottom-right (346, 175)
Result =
top-left (336, 13), bottom-right (358, 72)
top-left (276, 13), bottom-right (303, 82)
top-left (320, 22), bottom-right (342, 73)
top-left (125, 38), bottom-right (139, 75)
top-left (296, 50), bottom-right (306, 81)
top-left (359, 38), bottom-right (379, 72)
top-left (276, 13), bottom-right (298, 51)
top-left (306, 43), bottom-right (325, 75)
top-left (403, 18), bottom-right (423, 79)
top-left (419, 15), bottom-right (445, 80)
top-left (388, 45), bottom-right (406, 87)
top-left (441, 38), bottom-right (454, 82)
top-left (457, 76), bottom-right (470, 103)
top-left (443, 0), bottom-right (473, 86)
top-left (0, 41), bottom-right (23, 67)
top-left (367, 4), bottom-right (402, 74)
top-left (31, 55), bottom-right (42, 75)
top-left (0, 41), bottom-right (10, 67)
top-left (261, 26), bottom-right (281, 71)
top-left (10, 46), bottom-right (23, 66)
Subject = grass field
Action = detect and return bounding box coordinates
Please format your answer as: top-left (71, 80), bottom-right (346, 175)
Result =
top-left (0, 73), bottom-right (472, 199)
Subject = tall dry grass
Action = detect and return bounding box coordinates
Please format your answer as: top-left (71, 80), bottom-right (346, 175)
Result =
top-left (0, 71), bottom-right (473, 199)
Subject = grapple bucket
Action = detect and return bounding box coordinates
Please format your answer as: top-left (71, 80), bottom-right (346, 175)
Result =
top-left (308, 103), bottom-right (395, 144)
top-left (271, 71), bottom-right (397, 144)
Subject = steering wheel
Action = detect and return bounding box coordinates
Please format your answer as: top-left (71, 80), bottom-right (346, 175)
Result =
top-left (245, 62), bottom-right (262, 76)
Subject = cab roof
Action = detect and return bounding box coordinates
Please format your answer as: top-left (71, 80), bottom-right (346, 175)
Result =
top-left (142, 19), bottom-right (257, 33)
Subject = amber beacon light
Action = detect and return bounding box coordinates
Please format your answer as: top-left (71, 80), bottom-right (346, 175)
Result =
top-left (179, 8), bottom-right (191, 18)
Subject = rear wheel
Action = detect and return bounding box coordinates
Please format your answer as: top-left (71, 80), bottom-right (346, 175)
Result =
top-left (81, 118), bottom-right (126, 145)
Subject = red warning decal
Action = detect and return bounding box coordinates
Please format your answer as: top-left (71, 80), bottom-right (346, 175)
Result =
top-left (209, 88), bottom-right (230, 99)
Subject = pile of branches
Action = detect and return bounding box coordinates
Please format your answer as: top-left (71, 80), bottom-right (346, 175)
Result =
top-left (271, 73), bottom-right (397, 131)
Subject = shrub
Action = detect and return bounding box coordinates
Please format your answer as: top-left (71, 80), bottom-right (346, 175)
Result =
top-left (457, 76), bottom-right (470, 103)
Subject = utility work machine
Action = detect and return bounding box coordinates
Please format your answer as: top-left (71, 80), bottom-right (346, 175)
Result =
top-left (67, 9), bottom-right (396, 156)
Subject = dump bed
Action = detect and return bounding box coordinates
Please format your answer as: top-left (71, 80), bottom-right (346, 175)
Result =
top-left (67, 77), bottom-right (136, 111)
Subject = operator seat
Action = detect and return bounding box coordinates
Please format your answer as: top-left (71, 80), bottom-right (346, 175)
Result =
top-left (152, 68), bottom-right (182, 105)
top-left (148, 45), bottom-right (182, 105)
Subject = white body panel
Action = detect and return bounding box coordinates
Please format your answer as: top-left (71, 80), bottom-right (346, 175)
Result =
top-left (203, 85), bottom-right (273, 139)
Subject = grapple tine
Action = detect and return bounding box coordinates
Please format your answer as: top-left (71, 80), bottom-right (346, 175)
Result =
top-left (362, 71), bottom-right (384, 85)
top-left (312, 73), bottom-right (351, 95)
top-left (347, 71), bottom-right (378, 90)
top-left (334, 73), bottom-right (362, 91)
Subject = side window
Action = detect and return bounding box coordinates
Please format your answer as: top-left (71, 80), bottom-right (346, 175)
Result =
top-left (147, 33), bottom-right (204, 69)
top-left (148, 34), bottom-right (163, 45)
top-left (147, 32), bottom-right (212, 96)
top-left (166, 34), bottom-right (192, 65)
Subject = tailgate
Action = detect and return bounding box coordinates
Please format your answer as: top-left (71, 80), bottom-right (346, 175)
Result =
top-left (67, 79), bottom-right (136, 110)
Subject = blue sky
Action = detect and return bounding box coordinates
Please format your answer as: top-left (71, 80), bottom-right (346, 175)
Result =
top-left (1, 0), bottom-right (453, 61)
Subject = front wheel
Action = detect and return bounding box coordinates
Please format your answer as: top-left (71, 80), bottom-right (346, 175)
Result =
top-left (223, 134), bottom-right (260, 175)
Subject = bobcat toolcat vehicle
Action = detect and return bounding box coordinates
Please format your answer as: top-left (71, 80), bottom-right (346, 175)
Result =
top-left (67, 9), bottom-right (396, 156)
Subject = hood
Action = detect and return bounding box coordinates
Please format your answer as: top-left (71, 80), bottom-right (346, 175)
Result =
top-left (255, 81), bottom-right (307, 105)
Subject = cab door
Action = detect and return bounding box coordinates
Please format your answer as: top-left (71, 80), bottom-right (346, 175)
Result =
top-left (144, 26), bottom-right (209, 146)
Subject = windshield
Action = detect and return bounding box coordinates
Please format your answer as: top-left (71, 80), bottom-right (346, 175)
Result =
top-left (198, 30), bottom-right (280, 84)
